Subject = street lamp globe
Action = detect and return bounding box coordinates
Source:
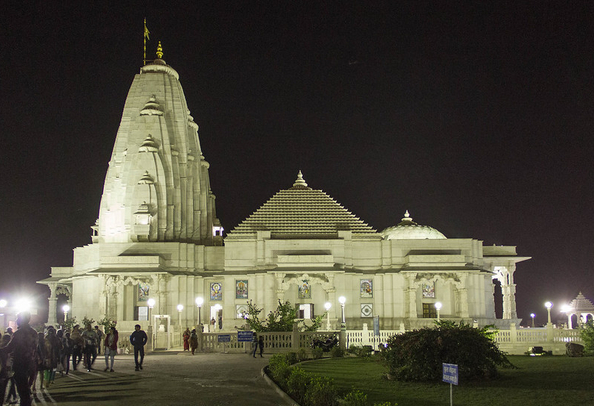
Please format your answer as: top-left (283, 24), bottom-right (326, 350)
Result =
top-left (0, 299), bottom-right (7, 308)
top-left (545, 301), bottom-right (553, 325)
top-left (147, 298), bottom-right (156, 309)
top-left (195, 297), bottom-right (204, 307)
top-left (530, 313), bottom-right (535, 327)
top-left (338, 296), bottom-right (346, 305)
top-left (177, 304), bottom-right (184, 312)
top-left (434, 302), bottom-right (442, 321)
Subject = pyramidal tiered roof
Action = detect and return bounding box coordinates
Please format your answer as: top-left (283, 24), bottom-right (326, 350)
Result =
top-left (569, 292), bottom-right (594, 312)
top-left (227, 172), bottom-right (379, 239)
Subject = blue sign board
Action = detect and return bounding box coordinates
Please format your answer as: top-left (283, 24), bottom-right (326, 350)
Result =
top-left (237, 331), bottom-right (254, 342)
top-left (442, 363), bottom-right (459, 385)
top-left (218, 334), bottom-right (231, 343)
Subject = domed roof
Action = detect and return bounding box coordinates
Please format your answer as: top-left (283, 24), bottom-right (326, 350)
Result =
top-left (381, 211), bottom-right (446, 240)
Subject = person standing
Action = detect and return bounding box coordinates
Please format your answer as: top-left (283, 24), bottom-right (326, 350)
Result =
top-left (183, 328), bottom-right (190, 351)
top-left (81, 324), bottom-right (98, 372)
top-left (210, 317), bottom-right (216, 333)
top-left (258, 336), bottom-right (264, 358)
top-left (103, 327), bottom-right (118, 372)
top-left (129, 325), bottom-right (147, 371)
top-left (94, 326), bottom-right (104, 356)
top-left (70, 325), bottom-right (83, 371)
top-left (0, 312), bottom-right (38, 406)
top-left (251, 333), bottom-right (258, 358)
top-left (189, 329), bottom-right (198, 355)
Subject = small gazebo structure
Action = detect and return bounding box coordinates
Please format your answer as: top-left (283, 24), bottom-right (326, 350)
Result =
top-left (562, 292), bottom-right (594, 329)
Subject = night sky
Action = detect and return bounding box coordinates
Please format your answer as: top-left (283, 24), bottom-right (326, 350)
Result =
top-left (1, 2), bottom-right (593, 326)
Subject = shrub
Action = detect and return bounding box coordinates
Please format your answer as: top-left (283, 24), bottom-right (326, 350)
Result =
top-left (347, 345), bottom-right (360, 355)
top-left (304, 375), bottom-right (338, 406)
top-left (381, 320), bottom-right (514, 382)
top-left (330, 345), bottom-right (345, 358)
top-left (342, 389), bottom-right (368, 406)
top-left (580, 321), bottom-right (594, 355)
top-left (286, 352), bottom-right (299, 365)
top-left (269, 354), bottom-right (291, 387)
top-left (358, 345), bottom-right (373, 358)
top-left (286, 367), bottom-right (310, 404)
top-left (312, 347), bottom-right (324, 359)
top-left (298, 348), bottom-right (308, 362)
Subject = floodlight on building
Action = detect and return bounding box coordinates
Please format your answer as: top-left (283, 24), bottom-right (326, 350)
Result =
top-left (435, 302), bottom-right (442, 321)
top-left (0, 299), bottom-right (7, 309)
top-left (15, 298), bottom-right (32, 313)
top-left (545, 301), bottom-right (553, 325)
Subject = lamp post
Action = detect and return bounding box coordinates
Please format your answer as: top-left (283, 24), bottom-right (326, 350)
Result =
top-left (545, 301), bottom-right (553, 325)
top-left (195, 297), bottom-right (204, 327)
top-left (560, 304), bottom-right (572, 329)
top-left (177, 304), bottom-right (184, 327)
top-left (338, 296), bottom-right (346, 328)
top-left (530, 313), bottom-right (535, 328)
top-left (324, 302), bottom-right (332, 330)
top-left (147, 298), bottom-right (155, 327)
top-left (435, 302), bottom-right (442, 321)
top-left (63, 304), bottom-right (70, 323)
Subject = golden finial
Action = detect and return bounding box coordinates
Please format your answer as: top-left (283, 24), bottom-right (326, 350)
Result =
top-left (156, 41), bottom-right (163, 59)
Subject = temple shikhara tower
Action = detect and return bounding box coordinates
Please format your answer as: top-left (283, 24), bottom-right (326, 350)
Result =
top-left (39, 44), bottom-right (529, 347)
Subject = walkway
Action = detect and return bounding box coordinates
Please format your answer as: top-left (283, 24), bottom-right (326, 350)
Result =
top-left (30, 352), bottom-right (290, 406)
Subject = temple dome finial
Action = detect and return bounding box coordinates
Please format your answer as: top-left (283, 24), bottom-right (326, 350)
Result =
top-left (290, 170), bottom-right (311, 190)
top-left (156, 41), bottom-right (164, 59)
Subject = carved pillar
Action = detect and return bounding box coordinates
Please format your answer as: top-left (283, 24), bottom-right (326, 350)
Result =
top-left (106, 276), bottom-right (119, 321)
top-left (47, 282), bottom-right (58, 325)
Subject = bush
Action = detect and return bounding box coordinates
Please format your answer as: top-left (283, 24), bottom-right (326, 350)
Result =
top-left (286, 352), bottom-right (299, 365)
top-left (269, 354), bottom-right (291, 387)
top-left (298, 348), bottom-right (308, 362)
top-left (347, 345), bottom-right (360, 355)
top-left (580, 321), bottom-right (594, 355)
top-left (358, 345), bottom-right (373, 358)
top-left (330, 345), bottom-right (345, 358)
top-left (381, 320), bottom-right (514, 382)
top-left (312, 347), bottom-right (324, 359)
top-left (304, 375), bottom-right (338, 406)
top-left (342, 389), bottom-right (368, 406)
top-left (287, 367), bottom-right (310, 404)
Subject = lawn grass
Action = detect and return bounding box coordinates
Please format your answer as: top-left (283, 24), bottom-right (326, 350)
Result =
top-left (298, 355), bottom-right (594, 406)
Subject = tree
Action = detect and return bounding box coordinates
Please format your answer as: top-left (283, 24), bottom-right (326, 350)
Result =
top-left (244, 300), bottom-right (324, 332)
top-left (380, 320), bottom-right (514, 382)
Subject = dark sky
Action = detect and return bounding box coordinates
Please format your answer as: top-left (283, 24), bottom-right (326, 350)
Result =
top-left (1, 2), bottom-right (593, 326)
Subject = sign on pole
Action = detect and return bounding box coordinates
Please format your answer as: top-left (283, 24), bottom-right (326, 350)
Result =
top-left (442, 363), bottom-right (458, 385)
top-left (442, 363), bottom-right (458, 406)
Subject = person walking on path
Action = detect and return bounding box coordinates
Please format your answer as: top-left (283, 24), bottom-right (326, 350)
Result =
top-left (43, 327), bottom-right (62, 387)
top-left (61, 331), bottom-right (73, 375)
top-left (258, 336), bottom-right (264, 358)
top-left (103, 327), bottom-right (118, 372)
top-left (81, 324), bottom-right (98, 372)
top-left (0, 312), bottom-right (39, 406)
top-left (189, 329), bottom-right (198, 355)
top-left (129, 324), bottom-right (147, 371)
top-left (183, 328), bottom-right (190, 351)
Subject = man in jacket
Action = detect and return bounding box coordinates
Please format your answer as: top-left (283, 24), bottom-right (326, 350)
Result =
top-left (0, 312), bottom-right (38, 406)
top-left (129, 325), bottom-right (147, 371)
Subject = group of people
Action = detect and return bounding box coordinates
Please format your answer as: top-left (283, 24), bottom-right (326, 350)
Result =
top-left (182, 328), bottom-right (199, 354)
top-left (0, 313), bottom-right (150, 405)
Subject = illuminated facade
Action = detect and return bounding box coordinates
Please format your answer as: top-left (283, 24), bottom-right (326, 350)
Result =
top-left (39, 57), bottom-right (529, 346)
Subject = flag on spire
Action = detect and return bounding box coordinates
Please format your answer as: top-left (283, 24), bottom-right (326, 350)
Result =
top-left (144, 18), bottom-right (150, 40)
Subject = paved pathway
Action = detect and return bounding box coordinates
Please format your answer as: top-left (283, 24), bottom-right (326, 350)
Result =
top-left (29, 352), bottom-right (290, 406)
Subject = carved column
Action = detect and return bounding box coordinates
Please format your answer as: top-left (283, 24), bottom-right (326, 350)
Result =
top-left (47, 282), bottom-right (58, 325)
